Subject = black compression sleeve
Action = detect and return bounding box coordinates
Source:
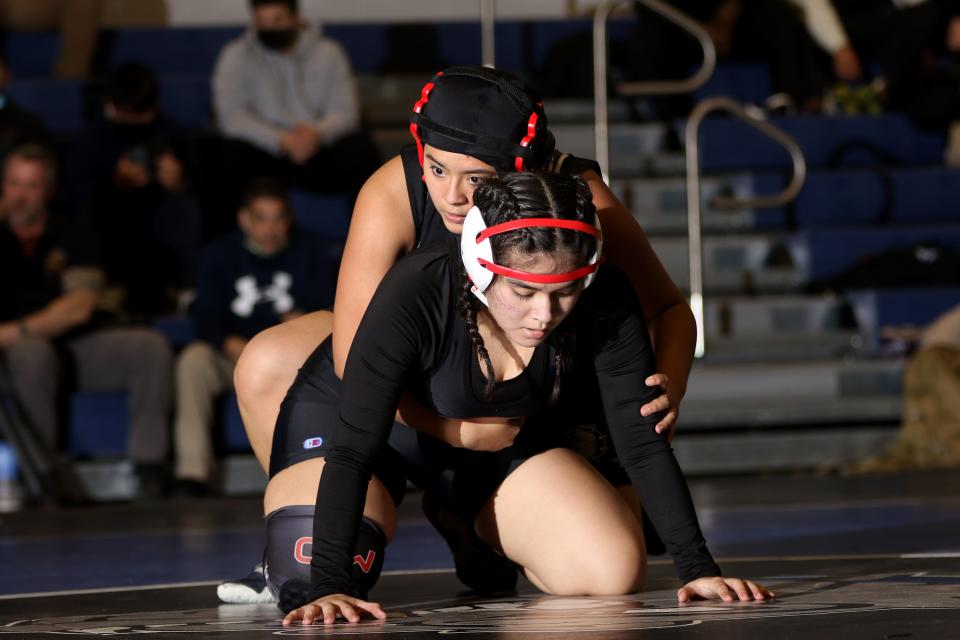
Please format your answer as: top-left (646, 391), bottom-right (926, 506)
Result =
top-left (587, 274), bottom-right (721, 584)
top-left (307, 251), bottom-right (448, 600)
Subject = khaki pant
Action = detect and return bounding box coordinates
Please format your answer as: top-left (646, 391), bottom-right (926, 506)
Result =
top-left (1, 327), bottom-right (173, 466)
top-left (173, 341), bottom-right (234, 482)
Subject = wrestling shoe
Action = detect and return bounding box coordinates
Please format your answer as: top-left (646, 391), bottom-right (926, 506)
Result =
top-left (217, 563), bottom-right (276, 604)
top-left (421, 491), bottom-right (517, 594)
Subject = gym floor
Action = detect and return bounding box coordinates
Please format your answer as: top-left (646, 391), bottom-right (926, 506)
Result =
top-left (1, 469), bottom-right (958, 638)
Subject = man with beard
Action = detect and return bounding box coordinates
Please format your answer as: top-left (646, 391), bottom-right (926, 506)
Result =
top-left (0, 144), bottom-right (173, 499)
top-left (172, 179), bottom-right (331, 497)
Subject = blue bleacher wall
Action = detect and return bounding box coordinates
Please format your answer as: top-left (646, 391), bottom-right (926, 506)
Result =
top-left (3, 19), bottom-right (636, 134)
top-left (697, 115), bottom-right (945, 173)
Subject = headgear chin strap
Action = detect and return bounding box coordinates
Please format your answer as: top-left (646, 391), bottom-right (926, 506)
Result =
top-left (460, 206), bottom-right (603, 307)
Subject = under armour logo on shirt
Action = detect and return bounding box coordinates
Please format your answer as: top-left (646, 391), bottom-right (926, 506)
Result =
top-left (231, 272), bottom-right (294, 317)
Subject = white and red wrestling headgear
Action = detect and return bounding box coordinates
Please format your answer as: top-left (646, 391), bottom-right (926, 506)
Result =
top-left (460, 206), bottom-right (603, 306)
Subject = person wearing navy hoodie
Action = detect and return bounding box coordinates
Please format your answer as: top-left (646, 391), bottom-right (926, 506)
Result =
top-left (172, 179), bottom-right (332, 495)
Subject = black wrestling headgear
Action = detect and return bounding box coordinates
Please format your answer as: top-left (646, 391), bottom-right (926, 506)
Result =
top-left (409, 66), bottom-right (556, 173)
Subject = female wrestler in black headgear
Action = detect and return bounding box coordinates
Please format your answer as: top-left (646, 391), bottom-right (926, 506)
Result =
top-left (235, 66), bottom-right (688, 460)
top-left (273, 171), bottom-right (771, 625)
top-left (227, 66), bottom-right (700, 601)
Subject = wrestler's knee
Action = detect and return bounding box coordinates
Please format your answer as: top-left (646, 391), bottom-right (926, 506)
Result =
top-left (234, 329), bottom-right (285, 401)
top-left (576, 535), bottom-right (646, 595)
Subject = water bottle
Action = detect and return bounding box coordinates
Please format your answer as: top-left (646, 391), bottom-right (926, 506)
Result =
top-left (0, 441), bottom-right (21, 513)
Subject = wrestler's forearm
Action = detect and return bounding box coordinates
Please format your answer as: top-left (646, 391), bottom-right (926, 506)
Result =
top-left (648, 302), bottom-right (697, 400)
top-left (395, 392), bottom-right (462, 446)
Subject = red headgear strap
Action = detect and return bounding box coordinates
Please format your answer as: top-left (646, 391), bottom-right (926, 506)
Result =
top-left (476, 218), bottom-right (599, 243)
top-left (514, 104), bottom-right (542, 172)
top-left (410, 72), bottom-right (443, 171)
top-left (474, 217), bottom-right (602, 285)
top-left (476, 259), bottom-right (602, 285)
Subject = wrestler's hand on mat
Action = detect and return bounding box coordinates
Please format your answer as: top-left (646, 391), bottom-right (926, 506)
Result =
top-left (677, 576), bottom-right (774, 603)
top-left (642, 373), bottom-right (680, 442)
top-left (457, 417), bottom-right (523, 452)
top-left (282, 594), bottom-right (387, 626)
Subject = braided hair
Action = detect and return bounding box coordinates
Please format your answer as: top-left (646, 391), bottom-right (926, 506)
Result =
top-left (459, 171), bottom-right (598, 402)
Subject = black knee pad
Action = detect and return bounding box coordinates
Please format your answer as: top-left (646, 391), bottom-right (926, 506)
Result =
top-left (264, 506), bottom-right (313, 602)
top-left (264, 506), bottom-right (386, 604)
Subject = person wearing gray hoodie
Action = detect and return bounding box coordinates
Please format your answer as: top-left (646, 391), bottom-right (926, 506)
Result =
top-left (212, 0), bottom-right (379, 201)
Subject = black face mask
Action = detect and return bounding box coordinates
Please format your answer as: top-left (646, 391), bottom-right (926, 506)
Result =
top-left (257, 28), bottom-right (298, 51)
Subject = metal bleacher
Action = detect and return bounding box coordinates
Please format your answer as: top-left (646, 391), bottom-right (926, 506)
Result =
top-left (583, 0), bottom-right (956, 474)
top-left (597, 114), bottom-right (923, 473)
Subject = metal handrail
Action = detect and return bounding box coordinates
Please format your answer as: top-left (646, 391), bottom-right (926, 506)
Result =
top-left (593, 0), bottom-right (716, 180)
top-left (480, 0), bottom-right (496, 68)
top-left (685, 96), bottom-right (807, 357)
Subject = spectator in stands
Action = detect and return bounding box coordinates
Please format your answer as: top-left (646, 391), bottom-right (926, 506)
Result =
top-left (622, 0), bottom-right (829, 117)
top-left (67, 62), bottom-right (203, 319)
top-left (212, 0), bottom-right (379, 205)
top-left (791, 0), bottom-right (960, 127)
top-left (0, 144), bottom-right (173, 499)
top-left (0, 0), bottom-right (100, 79)
top-left (172, 179), bottom-right (333, 496)
top-left (0, 53), bottom-right (50, 172)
